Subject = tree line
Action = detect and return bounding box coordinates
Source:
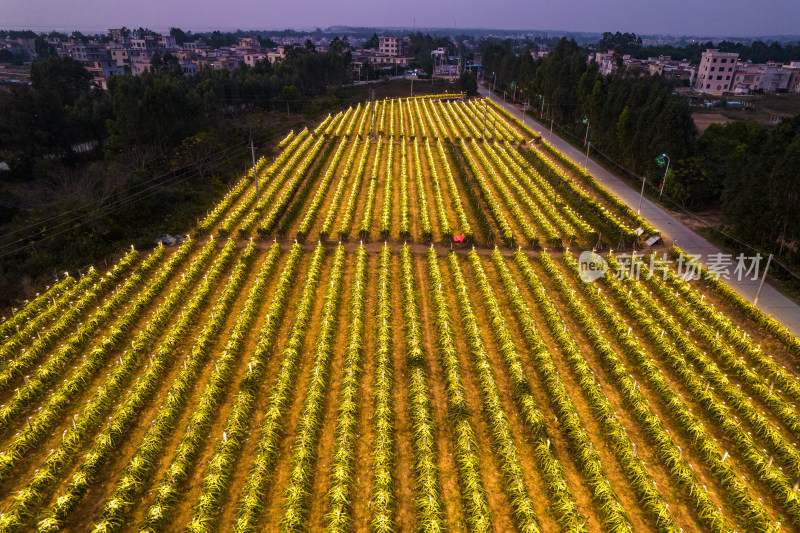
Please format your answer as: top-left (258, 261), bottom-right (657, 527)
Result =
top-left (480, 36), bottom-right (800, 279)
top-left (0, 43), bottom-right (352, 304)
top-left (482, 38), bottom-right (697, 174)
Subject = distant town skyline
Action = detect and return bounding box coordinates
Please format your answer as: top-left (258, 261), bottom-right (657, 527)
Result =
top-left (4, 0), bottom-right (800, 38)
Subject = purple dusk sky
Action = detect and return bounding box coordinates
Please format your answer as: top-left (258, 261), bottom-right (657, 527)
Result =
top-left (4, 0), bottom-right (800, 36)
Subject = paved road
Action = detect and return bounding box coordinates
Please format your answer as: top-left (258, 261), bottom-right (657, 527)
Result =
top-left (478, 84), bottom-right (800, 337)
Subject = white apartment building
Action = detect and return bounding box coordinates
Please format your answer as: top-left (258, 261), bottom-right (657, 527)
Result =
top-left (109, 47), bottom-right (131, 67)
top-left (158, 35), bottom-right (177, 51)
top-left (86, 59), bottom-right (126, 88)
top-left (243, 53), bottom-right (267, 67)
top-left (379, 36), bottom-right (407, 57)
top-left (130, 37), bottom-right (159, 56)
top-left (694, 49), bottom-right (738, 94)
top-left (65, 41), bottom-right (109, 64)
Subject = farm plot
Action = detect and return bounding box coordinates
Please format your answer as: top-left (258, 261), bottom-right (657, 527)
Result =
top-left (1, 95), bottom-right (799, 533)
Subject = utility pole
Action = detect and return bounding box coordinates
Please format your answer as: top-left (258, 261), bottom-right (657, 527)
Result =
top-left (584, 141), bottom-right (590, 170)
top-left (411, 77), bottom-right (414, 97)
top-left (753, 253), bottom-right (774, 307)
top-left (250, 137), bottom-right (259, 202)
top-left (637, 176), bottom-right (646, 215)
top-left (370, 89), bottom-right (377, 141)
top-left (657, 153), bottom-right (670, 201)
top-left (482, 99), bottom-right (488, 139)
top-left (582, 116), bottom-right (590, 147)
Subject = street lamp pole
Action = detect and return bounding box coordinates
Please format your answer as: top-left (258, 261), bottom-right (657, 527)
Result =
top-left (250, 138), bottom-right (258, 202)
top-left (584, 141), bottom-right (590, 169)
top-left (492, 72), bottom-right (496, 93)
top-left (658, 153), bottom-right (670, 201)
top-left (583, 116), bottom-right (590, 147)
top-left (482, 98), bottom-right (488, 139)
top-left (637, 176), bottom-right (647, 215)
top-left (753, 253), bottom-right (774, 307)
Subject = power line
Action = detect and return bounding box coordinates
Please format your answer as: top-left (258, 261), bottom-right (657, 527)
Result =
top-left (0, 147), bottom-right (242, 260)
top-left (0, 126), bottom-right (286, 243)
top-left (0, 128), bottom-right (284, 257)
top-left (0, 134), bottom-right (266, 242)
top-left (546, 117), bottom-right (800, 283)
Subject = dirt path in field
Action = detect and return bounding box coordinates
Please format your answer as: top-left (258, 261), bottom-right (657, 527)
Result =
top-left (437, 254), bottom-right (520, 532)
top-left (243, 253), bottom-right (336, 531)
top-left (388, 140), bottom-right (403, 243)
top-left (457, 253), bottom-right (581, 532)
top-left (0, 242), bottom-right (220, 517)
top-left (344, 141), bottom-right (378, 243)
top-left (506, 253), bottom-right (667, 531)
top-left (404, 141), bottom-right (424, 242)
top-left (58, 246), bottom-right (261, 531)
top-left (388, 254), bottom-right (417, 532)
top-left (364, 140), bottom-right (390, 242)
top-left (348, 252), bottom-right (381, 532)
top-left (301, 256), bottom-right (358, 531)
top-left (412, 253), bottom-right (468, 530)
top-left (141, 250), bottom-right (311, 530)
top-left (427, 141), bottom-right (462, 237)
top-left (585, 265), bottom-right (766, 530)
top-left (416, 140), bottom-right (445, 242)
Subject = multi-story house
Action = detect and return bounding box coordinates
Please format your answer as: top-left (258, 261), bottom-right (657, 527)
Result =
top-left (86, 60), bottom-right (126, 88)
top-left (64, 40), bottom-right (109, 64)
top-left (787, 64), bottom-right (800, 93)
top-left (243, 53), bottom-right (267, 67)
top-left (694, 49), bottom-right (738, 94)
top-left (731, 61), bottom-right (794, 93)
top-left (158, 35), bottom-right (177, 51)
top-left (378, 36), bottom-right (408, 57)
top-left (109, 47), bottom-right (131, 68)
top-left (130, 36), bottom-right (159, 57)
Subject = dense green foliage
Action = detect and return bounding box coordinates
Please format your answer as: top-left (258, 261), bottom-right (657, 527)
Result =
top-left (0, 47), bottom-right (351, 306)
top-left (407, 32), bottom-right (457, 76)
top-left (482, 38), bottom-right (697, 175)
top-left (481, 36), bottom-right (799, 274)
top-left (689, 118), bottom-right (800, 257)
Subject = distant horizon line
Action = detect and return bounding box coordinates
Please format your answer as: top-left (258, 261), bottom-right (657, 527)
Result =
top-left (3, 23), bottom-right (799, 41)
